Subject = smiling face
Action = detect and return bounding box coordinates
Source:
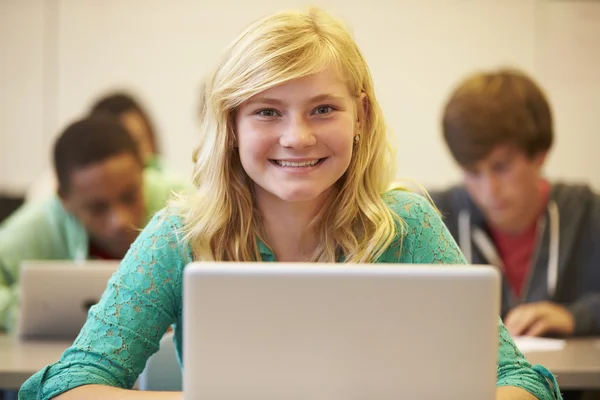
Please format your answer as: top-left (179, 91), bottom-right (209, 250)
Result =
top-left (235, 66), bottom-right (362, 208)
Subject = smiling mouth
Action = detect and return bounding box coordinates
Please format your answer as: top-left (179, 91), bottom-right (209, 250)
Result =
top-left (270, 158), bottom-right (327, 167)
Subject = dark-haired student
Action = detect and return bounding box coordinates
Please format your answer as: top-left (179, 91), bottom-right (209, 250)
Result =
top-left (26, 91), bottom-right (189, 202)
top-left (0, 115), bottom-right (190, 332)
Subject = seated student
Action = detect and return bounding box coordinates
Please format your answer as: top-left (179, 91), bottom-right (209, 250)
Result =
top-left (430, 68), bottom-right (600, 338)
top-left (20, 8), bottom-right (561, 400)
top-left (25, 92), bottom-right (189, 202)
top-left (90, 91), bottom-right (167, 173)
top-left (0, 115), bottom-right (189, 332)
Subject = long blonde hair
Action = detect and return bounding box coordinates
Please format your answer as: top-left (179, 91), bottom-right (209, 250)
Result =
top-left (174, 6), bottom-right (403, 262)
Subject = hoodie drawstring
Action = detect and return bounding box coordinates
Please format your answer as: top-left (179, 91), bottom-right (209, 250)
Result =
top-left (457, 201), bottom-right (560, 298)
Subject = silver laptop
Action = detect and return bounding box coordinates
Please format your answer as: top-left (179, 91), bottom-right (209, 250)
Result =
top-left (17, 260), bottom-right (119, 340)
top-left (183, 262), bottom-right (500, 400)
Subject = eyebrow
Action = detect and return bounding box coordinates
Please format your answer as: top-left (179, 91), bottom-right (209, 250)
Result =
top-left (81, 184), bottom-right (138, 209)
top-left (246, 93), bottom-right (346, 106)
top-left (83, 200), bottom-right (109, 210)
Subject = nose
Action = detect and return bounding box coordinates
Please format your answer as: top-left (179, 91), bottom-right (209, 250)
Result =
top-left (279, 116), bottom-right (316, 148)
top-left (481, 173), bottom-right (501, 201)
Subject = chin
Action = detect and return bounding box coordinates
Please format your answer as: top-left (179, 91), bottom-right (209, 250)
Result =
top-left (252, 177), bottom-right (336, 205)
top-left (273, 186), bottom-right (331, 203)
top-left (488, 216), bottom-right (516, 231)
top-left (276, 191), bottom-right (321, 203)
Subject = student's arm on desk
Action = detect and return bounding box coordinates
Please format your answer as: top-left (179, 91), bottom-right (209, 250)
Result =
top-left (0, 220), bottom-right (56, 331)
top-left (496, 386), bottom-right (538, 399)
top-left (0, 197), bottom-right (87, 331)
top-left (52, 386), bottom-right (533, 400)
top-left (496, 320), bottom-right (562, 400)
top-left (0, 285), bottom-right (17, 332)
top-left (0, 213), bottom-right (28, 331)
top-left (504, 295), bottom-right (600, 337)
top-left (568, 293), bottom-right (600, 336)
top-left (385, 193), bottom-right (561, 400)
top-left (0, 258), bottom-right (18, 331)
top-left (18, 211), bottom-right (186, 399)
top-left (53, 386), bottom-right (182, 400)
top-left (563, 195), bottom-right (600, 336)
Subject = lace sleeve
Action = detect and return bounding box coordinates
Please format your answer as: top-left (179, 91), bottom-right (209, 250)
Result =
top-left (381, 190), bottom-right (561, 399)
top-left (19, 210), bottom-right (189, 400)
top-left (381, 190), bottom-right (465, 265)
top-left (496, 326), bottom-right (562, 399)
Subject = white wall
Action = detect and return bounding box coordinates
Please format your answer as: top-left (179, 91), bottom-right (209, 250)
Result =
top-left (1, 0), bottom-right (599, 194)
top-left (535, 1), bottom-right (600, 185)
top-left (0, 0), bottom-right (47, 195)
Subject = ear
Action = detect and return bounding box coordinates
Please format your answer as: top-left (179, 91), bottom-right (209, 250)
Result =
top-left (355, 93), bottom-right (368, 133)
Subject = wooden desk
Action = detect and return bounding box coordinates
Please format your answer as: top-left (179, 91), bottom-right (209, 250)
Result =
top-left (523, 338), bottom-right (600, 390)
top-left (1, 333), bottom-right (599, 391)
top-left (0, 334), bottom-right (70, 390)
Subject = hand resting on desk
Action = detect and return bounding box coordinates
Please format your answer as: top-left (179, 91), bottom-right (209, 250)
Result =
top-left (497, 386), bottom-right (539, 400)
top-left (53, 385), bottom-right (182, 400)
top-left (504, 301), bottom-right (575, 337)
top-left (53, 384), bottom-right (537, 400)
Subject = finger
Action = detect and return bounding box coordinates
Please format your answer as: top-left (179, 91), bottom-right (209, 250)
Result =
top-left (505, 307), bottom-right (540, 337)
top-left (504, 307), bottom-right (527, 336)
top-left (524, 317), bottom-right (550, 337)
top-left (533, 303), bottom-right (574, 336)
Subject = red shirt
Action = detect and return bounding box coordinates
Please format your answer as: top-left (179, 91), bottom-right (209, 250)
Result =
top-left (488, 181), bottom-right (551, 298)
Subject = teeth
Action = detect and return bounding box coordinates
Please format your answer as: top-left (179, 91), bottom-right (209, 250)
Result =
top-left (275, 159), bottom-right (320, 167)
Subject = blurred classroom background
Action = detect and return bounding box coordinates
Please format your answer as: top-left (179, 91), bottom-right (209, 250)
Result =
top-left (1, 0), bottom-right (599, 214)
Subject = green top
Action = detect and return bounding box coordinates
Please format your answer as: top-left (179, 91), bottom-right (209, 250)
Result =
top-left (18, 190), bottom-right (561, 399)
top-left (145, 154), bottom-right (166, 172)
top-left (0, 167), bottom-right (191, 332)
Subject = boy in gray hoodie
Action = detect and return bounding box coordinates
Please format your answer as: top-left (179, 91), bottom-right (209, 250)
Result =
top-left (431, 68), bottom-right (600, 339)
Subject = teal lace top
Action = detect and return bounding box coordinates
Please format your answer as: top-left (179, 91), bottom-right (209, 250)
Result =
top-left (19, 190), bottom-right (561, 399)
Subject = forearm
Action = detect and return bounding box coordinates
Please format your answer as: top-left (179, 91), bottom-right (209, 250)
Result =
top-left (496, 386), bottom-right (538, 400)
top-left (496, 318), bottom-right (560, 399)
top-left (53, 385), bottom-right (538, 400)
top-left (0, 253), bottom-right (24, 331)
top-left (53, 385), bottom-right (182, 400)
top-left (568, 293), bottom-right (600, 335)
top-left (0, 283), bottom-right (17, 332)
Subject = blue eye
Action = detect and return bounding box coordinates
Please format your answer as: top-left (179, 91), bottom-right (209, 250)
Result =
top-left (313, 105), bottom-right (334, 115)
top-left (256, 109), bottom-right (280, 117)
